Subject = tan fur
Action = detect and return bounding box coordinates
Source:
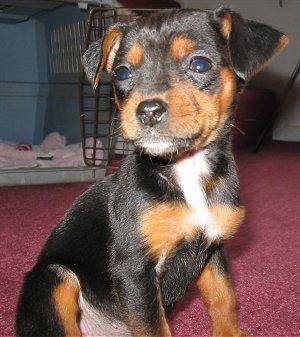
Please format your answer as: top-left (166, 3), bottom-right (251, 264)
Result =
top-left (170, 36), bottom-right (196, 60)
top-left (119, 67), bottom-right (236, 153)
top-left (140, 202), bottom-right (199, 259)
top-left (126, 43), bottom-right (144, 67)
top-left (93, 27), bottom-right (124, 88)
top-left (53, 279), bottom-right (81, 336)
top-left (220, 11), bottom-right (233, 39)
top-left (209, 204), bottom-right (245, 240)
top-left (197, 263), bottom-right (251, 337)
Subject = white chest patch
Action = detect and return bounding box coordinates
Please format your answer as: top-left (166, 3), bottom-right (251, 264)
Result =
top-left (174, 150), bottom-right (221, 241)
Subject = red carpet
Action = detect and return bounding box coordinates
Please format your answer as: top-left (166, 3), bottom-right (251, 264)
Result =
top-left (0, 141), bottom-right (299, 336)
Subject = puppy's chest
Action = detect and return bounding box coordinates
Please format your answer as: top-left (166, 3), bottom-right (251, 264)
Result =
top-left (140, 152), bottom-right (216, 260)
top-left (174, 151), bottom-right (214, 237)
top-left (140, 151), bottom-right (244, 264)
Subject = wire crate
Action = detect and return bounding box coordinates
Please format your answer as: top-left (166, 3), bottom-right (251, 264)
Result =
top-left (79, 7), bottom-right (161, 174)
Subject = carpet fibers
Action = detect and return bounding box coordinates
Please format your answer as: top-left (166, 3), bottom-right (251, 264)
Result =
top-left (0, 141), bottom-right (299, 336)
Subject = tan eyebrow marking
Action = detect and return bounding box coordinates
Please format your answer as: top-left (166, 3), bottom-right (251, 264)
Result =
top-left (171, 35), bottom-right (196, 60)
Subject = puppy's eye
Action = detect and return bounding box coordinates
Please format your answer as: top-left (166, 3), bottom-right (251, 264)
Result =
top-left (189, 57), bottom-right (212, 73)
top-left (114, 66), bottom-right (132, 81)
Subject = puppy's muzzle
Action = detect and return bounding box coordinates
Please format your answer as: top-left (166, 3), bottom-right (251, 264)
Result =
top-left (136, 99), bottom-right (168, 127)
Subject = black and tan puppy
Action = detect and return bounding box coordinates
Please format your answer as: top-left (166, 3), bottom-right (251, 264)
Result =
top-left (16, 8), bottom-right (287, 337)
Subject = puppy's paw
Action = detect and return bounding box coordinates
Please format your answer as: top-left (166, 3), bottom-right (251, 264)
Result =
top-left (236, 329), bottom-right (252, 337)
top-left (213, 328), bottom-right (252, 337)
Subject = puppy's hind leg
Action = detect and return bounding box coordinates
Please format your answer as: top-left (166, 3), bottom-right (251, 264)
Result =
top-left (15, 264), bottom-right (81, 337)
top-left (112, 258), bottom-right (172, 337)
top-left (197, 246), bottom-right (251, 337)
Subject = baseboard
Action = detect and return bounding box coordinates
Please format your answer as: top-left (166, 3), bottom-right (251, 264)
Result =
top-left (0, 166), bottom-right (105, 186)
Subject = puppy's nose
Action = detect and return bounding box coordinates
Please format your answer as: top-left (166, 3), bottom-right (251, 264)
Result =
top-left (136, 99), bottom-right (167, 127)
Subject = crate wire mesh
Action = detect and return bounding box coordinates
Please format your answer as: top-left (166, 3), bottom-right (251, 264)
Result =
top-left (80, 7), bottom-right (161, 173)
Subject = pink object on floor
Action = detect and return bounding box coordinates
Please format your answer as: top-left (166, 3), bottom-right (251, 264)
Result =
top-left (17, 143), bottom-right (32, 151)
top-left (0, 132), bottom-right (103, 169)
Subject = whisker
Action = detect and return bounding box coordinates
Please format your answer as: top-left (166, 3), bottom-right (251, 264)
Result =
top-left (230, 123), bottom-right (245, 135)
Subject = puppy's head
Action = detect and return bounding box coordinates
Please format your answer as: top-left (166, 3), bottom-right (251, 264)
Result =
top-left (83, 8), bottom-right (287, 158)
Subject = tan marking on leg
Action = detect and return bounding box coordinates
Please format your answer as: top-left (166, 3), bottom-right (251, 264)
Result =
top-left (140, 202), bottom-right (199, 259)
top-left (197, 263), bottom-right (250, 337)
top-left (158, 319), bottom-right (172, 337)
top-left (209, 204), bottom-right (245, 240)
top-left (170, 35), bottom-right (196, 60)
top-left (53, 279), bottom-right (81, 336)
top-left (156, 278), bottom-right (173, 337)
top-left (126, 43), bottom-right (144, 67)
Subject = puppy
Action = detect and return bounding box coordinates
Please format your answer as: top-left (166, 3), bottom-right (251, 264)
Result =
top-left (16, 8), bottom-right (287, 337)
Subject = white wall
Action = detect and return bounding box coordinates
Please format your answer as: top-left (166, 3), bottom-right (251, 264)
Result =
top-left (179, 0), bottom-right (300, 141)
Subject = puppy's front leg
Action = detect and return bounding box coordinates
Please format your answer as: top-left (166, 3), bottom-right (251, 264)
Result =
top-left (197, 246), bottom-right (251, 337)
top-left (113, 258), bottom-right (172, 337)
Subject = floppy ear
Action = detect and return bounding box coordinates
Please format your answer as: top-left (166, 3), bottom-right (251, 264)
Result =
top-left (214, 7), bottom-right (288, 81)
top-left (82, 23), bottom-right (127, 89)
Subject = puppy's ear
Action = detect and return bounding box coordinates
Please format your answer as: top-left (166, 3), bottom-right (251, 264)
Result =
top-left (82, 23), bottom-right (127, 89)
top-left (214, 7), bottom-right (288, 81)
